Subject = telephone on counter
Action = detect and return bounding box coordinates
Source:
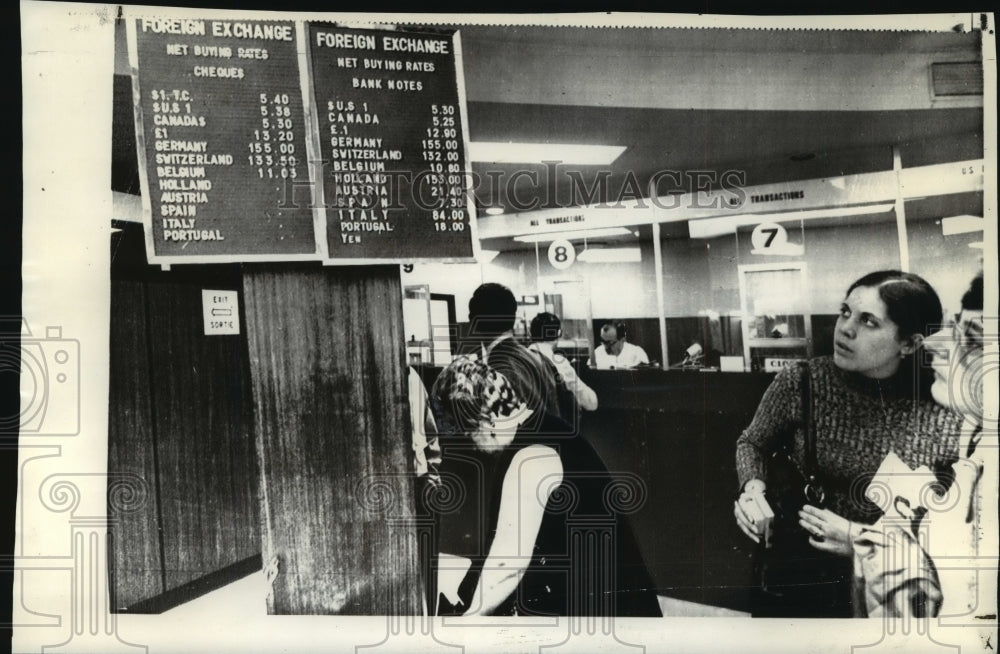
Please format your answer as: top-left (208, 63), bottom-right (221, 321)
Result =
top-left (671, 342), bottom-right (704, 369)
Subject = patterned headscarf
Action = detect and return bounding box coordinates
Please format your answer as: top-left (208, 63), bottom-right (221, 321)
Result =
top-left (429, 356), bottom-right (522, 438)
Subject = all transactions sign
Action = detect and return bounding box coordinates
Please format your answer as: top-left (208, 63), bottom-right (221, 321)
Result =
top-left (128, 17), bottom-right (476, 264)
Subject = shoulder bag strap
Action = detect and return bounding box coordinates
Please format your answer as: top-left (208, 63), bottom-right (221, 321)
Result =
top-left (799, 360), bottom-right (826, 506)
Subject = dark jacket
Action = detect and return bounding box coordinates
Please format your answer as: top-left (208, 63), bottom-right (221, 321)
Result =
top-left (455, 412), bottom-right (661, 617)
top-left (487, 336), bottom-right (561, 420)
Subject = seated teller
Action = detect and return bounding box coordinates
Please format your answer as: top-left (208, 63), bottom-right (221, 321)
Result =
top-left (589, 321), bottom-right (649, 370)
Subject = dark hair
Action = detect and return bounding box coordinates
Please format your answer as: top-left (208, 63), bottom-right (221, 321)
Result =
top-left (961, 273), bottom-right (983, 311)
top-left (846, 270), bottom-right (943, 340)
top-left (468, 283), bottom-right (517, 337)
top-left (530, 312), bottom-right (561, 342)
top-left (601, 320), bottom-right (628, 341)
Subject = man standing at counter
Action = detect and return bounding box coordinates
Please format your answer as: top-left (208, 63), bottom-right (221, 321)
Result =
top-left (468, 283), bottom-right (560, 418)
top-left (528, 312), bottom-right (599, 413)
top-left (590, 321), bottom-right (649, 369)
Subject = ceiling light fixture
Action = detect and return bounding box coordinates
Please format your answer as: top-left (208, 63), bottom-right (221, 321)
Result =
top-left (112, 190), bottom-right (143, 223)
top-left (940, 214), bottom-right (984, 236)
top-left (469, 142), bottom-right (627, 165)
top-left (512, 226), bottom-right (633, 243)
top-left (484, 207), bottom-right (505, 216)
top-left (688, 203), bottom-right (895, 239)
top-left (577, 247), bottom-right (642, 263)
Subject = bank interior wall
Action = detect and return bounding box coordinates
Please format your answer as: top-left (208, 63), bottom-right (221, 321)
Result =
top-left (406, 210), bottom-right (983, 330)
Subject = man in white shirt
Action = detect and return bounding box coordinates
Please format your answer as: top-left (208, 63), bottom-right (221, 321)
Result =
top-left (527, 312), bottom-right (598, 412)
top-left (589, 321), bottom-right (649, 370)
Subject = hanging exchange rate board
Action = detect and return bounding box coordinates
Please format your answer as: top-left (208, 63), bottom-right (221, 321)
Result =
top-left (128, 18), bottom-right (476, 264)
top-left (306, 24), bottom-right (474, 261)
top-left (129, 18), bottom-right (317, 261)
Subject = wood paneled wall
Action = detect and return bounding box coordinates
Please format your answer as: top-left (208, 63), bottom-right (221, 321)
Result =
top-left (109, 224), bottom-right (260, 610)
top-left (108, 280), bottom-right (163, 608)
top-left (145, 280), bottom-right (259, 590)
top-left (243, 264), bottom-right (422, 615)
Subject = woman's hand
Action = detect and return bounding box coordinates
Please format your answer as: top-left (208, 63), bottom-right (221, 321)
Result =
top-left (734, 479), bottom-right (767, 544)
top-left (799, 505), bottom-right (856, 556)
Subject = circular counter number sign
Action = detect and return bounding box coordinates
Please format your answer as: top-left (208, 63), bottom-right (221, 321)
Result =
top-left (548, 239), bottom-right (576, 270)
top-left (750, 221), bottom-right (805, 256)
top-left (751, 222), bottom-right (788, 253)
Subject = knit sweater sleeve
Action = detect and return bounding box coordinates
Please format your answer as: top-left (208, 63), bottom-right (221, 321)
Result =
top-left (735, 363), bottom-right (801, 489)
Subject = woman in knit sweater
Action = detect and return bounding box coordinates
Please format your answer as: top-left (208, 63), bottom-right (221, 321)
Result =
top-left (733, 270), bottom-right (964, 617)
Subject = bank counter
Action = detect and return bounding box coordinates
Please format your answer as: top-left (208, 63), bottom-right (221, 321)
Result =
top-left (430, 363), bottom-right (777, 614)
top-left (578, 368), bottom-right (774, 612)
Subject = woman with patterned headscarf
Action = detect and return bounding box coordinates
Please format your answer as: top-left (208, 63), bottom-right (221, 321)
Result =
top-left (430, 356), bottom-right (660, 617)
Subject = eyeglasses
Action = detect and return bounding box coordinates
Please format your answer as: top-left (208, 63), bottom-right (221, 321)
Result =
top-left (924, 312), bottom-right (985, 366)
top-left (951, 314), bottom-right (984, 354)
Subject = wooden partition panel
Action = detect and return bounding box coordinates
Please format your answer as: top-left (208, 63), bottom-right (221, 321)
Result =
top-left (109, 221), bottom-right (262, 610)
top-left (145, 280), bottom-right (260, 590)
top-left (108, 280), bottom-right (163, 609)
top-left (243, 264), bottom-right (421, 615)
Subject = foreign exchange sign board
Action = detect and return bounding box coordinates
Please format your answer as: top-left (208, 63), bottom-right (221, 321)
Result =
top-left (128, 17), bottom-right (476, 264)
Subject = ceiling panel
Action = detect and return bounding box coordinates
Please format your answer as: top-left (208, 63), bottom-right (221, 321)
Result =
top-left (466, 102), bottom-right (983, 213)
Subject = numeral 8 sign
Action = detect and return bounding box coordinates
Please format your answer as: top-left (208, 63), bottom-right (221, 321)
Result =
top-left (547, 239), bottom-right (576, 270)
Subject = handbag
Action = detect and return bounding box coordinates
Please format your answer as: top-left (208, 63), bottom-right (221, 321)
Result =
top-left (752, 361), bottom-right (851, 617)
top-left (764, 360), bottom-right (825, 538)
